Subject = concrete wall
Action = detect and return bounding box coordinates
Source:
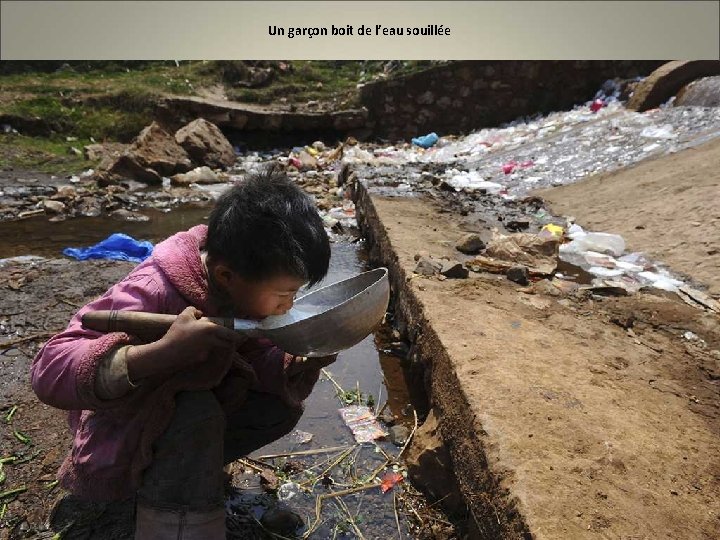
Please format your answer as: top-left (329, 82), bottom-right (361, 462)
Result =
top-left (360, 60), bottom-right (666, 141)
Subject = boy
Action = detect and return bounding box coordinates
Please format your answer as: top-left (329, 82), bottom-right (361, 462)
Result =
top-left (31, 167), bottom-right (336, 539)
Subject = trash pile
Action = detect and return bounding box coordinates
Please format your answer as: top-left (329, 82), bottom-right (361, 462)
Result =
top-left (337, 101), bottom-right (720, 199)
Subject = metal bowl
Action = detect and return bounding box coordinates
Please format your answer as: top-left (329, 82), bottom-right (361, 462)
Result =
top-left (256, 267), bottom-right (390, 357)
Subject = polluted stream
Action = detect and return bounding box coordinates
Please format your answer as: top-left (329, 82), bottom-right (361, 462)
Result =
top-left (0, 205), bottom-right (450, 539)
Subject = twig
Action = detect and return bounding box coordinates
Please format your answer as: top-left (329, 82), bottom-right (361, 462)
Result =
top-left (302, 446), bottom-right (357, 489)
top-left (336, 497), bottom-right (366, 540)
top-left (321, 368), bottom-right (345, 395)
top-left (257, 445), bottom-right (351, 460)
top-left (393, 492), bottom-right (403, 539)
top-left (364, 459), bottom-right (390, 484)
top-left (396, 408), bottom-right (419, 461)
top-left (237, 458), bottom-right (267, 474)
top-left (0, 332), bottom-right (55, 350)
top-left (0, 485), bottom-right (27, 500)
top-left (374, 387), bottom-right (383, 417)
top-left (303, 483), bottom-right (380, 538)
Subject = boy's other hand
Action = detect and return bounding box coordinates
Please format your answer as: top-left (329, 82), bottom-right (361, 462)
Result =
top-left (286, 354), bottom-right (338, 377)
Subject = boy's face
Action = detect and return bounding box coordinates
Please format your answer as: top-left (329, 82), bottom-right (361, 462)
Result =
top-left (221, 271), bottom-right (306, 319)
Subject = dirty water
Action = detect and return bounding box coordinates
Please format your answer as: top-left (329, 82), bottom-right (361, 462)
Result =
top-left (0, 204), bottom-right (432, 539)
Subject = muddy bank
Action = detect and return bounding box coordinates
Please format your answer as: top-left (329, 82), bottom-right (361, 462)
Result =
top-left (351, 172), bottom-right (720, 539)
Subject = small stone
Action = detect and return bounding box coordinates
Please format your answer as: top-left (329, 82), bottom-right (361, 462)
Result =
top-left (507, 266), bottom-right (530, 286)
top-left (440, 260), bottom-right (469, 279)
top-left (414, 256), bottom-right (442, 276)
top-left (455, 234), bottom-right (486, 255)
top-left (389, 425), bottom-right (410, 447)
top-left (506, 220), bottom-right (530, 232)
top-left (380, 408), bottom-right (396, 426)
top-left (260, 507), bottom-right (304, 536)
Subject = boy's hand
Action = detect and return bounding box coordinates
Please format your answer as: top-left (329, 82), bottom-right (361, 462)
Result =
top-left (127, 307), bottom-right (247, 381)
top-left (159, 306), bottom-right (245, 370)
top-left (286, 354), bottom-right (338, 377)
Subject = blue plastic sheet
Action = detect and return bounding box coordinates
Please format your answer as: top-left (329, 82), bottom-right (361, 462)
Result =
top-left (411, 132), bottom-right (439, 149)
top-left (63, 233), bottom-right (154, 263)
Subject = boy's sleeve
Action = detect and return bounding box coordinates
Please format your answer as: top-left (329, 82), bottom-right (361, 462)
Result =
top-left (30, 272), bottom-right (164, 411)
top-left (237, 339), bottom-right (320, 407)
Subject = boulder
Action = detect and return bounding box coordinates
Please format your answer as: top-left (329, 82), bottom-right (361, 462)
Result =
top-left (627, 61), bottom-right (720, 112)
top-left (405, 409), bottom-right (464, 513)
top-left (675, 75), bottom-right (720, 107)
top-left (107, 122), bottom-right (193, 184)
top-left (174, 118), bottom-right (236, 170)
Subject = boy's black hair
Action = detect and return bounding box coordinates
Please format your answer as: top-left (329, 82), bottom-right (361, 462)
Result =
top-left (207, 165), bottom-right (331, 286)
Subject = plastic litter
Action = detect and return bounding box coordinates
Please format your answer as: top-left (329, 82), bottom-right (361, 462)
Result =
top-left (338, 405), bottom-right (388, 444)
top-left (62, 234), bottom-right (154, 263)
top-left (560, 231), bottom-right (625, 257)
top-left (288, 429), bottom-right (313, 445)
top-left (380, 472), bottom-right (404, 494)
top-left (590, 99), bottom-right (605, 113)
top-left (277, 482), bottom-right (303, 502)
top-left (411, 132), bottom-right (439, 149)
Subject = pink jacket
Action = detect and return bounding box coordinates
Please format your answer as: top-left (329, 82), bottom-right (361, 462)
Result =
top-left (31, 225), bottom-right (319, 501)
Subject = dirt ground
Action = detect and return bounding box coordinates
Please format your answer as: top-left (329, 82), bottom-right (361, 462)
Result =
top-left (355, 184), bottom-right (720, 539)
top-left (536, 137), bottom-right (720, 296)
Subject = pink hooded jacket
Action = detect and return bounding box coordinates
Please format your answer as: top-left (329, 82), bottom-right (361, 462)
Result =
top-left (31, 225), bottom-right (320, 501)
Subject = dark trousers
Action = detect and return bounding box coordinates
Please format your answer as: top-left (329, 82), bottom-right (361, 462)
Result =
top-left (136, 390), bottom-right (302, 511)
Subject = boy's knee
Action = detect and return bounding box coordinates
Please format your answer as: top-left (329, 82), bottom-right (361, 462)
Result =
top-left (165, 390), bottom-right (225, 436)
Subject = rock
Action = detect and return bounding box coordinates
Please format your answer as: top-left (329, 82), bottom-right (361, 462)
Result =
top-left (174, 118), bottom-right (236, 170)
top-left (414, 250), bottom-right (431, 262)
top-left (54, 186), bottom-right (77, 200)
top-left (455, 233), bottom-right (486, 255)
top-left (170, 166), bottom-right (228, 186)
top-left (506, 219), bottom-right (530, 232)
top-left (440, 260), bottom-right (469, 279)
top-left (627, 61), bottom-right (720, 112)
top-left (42, 200), bottom-right (66, 214)
top-left (405, 409), bottom-right (464, 513)
top-left (76, 197), bottom-right (102, 218)
top-left (675, 75), bottom-right (720, 107)
top-left (68, 146), bottom-right (82, 156)
top-left (107, 122), bottom-right (193, 184)
top-left (110, 209), bottom-right (150, 222)
top-left (389, 425), bottom-right (410, 447)
top-left (260, 507), bottom-right (303, 536)
top-left (414, 256), bottom-right (442, 276)
top-left (379, 408), bottom-right (396, 426)
top-left (507, 265), bottom-right (530, 286)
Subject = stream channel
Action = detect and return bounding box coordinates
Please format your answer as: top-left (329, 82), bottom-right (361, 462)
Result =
top-left (1, 203), bottom-right (455, 539)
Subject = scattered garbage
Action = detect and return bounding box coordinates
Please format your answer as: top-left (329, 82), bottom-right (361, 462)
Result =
top-left (561, 225), bottom-right (626, 257)
top-left (338, 405), bottom-right (388, 443)
top-left (411, 132), bottom-right (439, 149)
top-left (288, 429), bottom-right (313, 445)
top-left (380, 471), bottom-right (404, 493)
top-left (62, 233), bottom-right (153, 263)
top-left (472, 231), bottom-right (561, 276)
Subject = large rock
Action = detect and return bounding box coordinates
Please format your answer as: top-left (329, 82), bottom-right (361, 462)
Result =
top-left (174, 118), bottom-right (236, 170)
top-left (627, 61), bottom-right (720, 112)
top-left (107, 122), bottom-right (193, 184)
top-left (405, 409), bottom-right (464, 513)
top-left (675, 76), bottom-right (720, 107)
